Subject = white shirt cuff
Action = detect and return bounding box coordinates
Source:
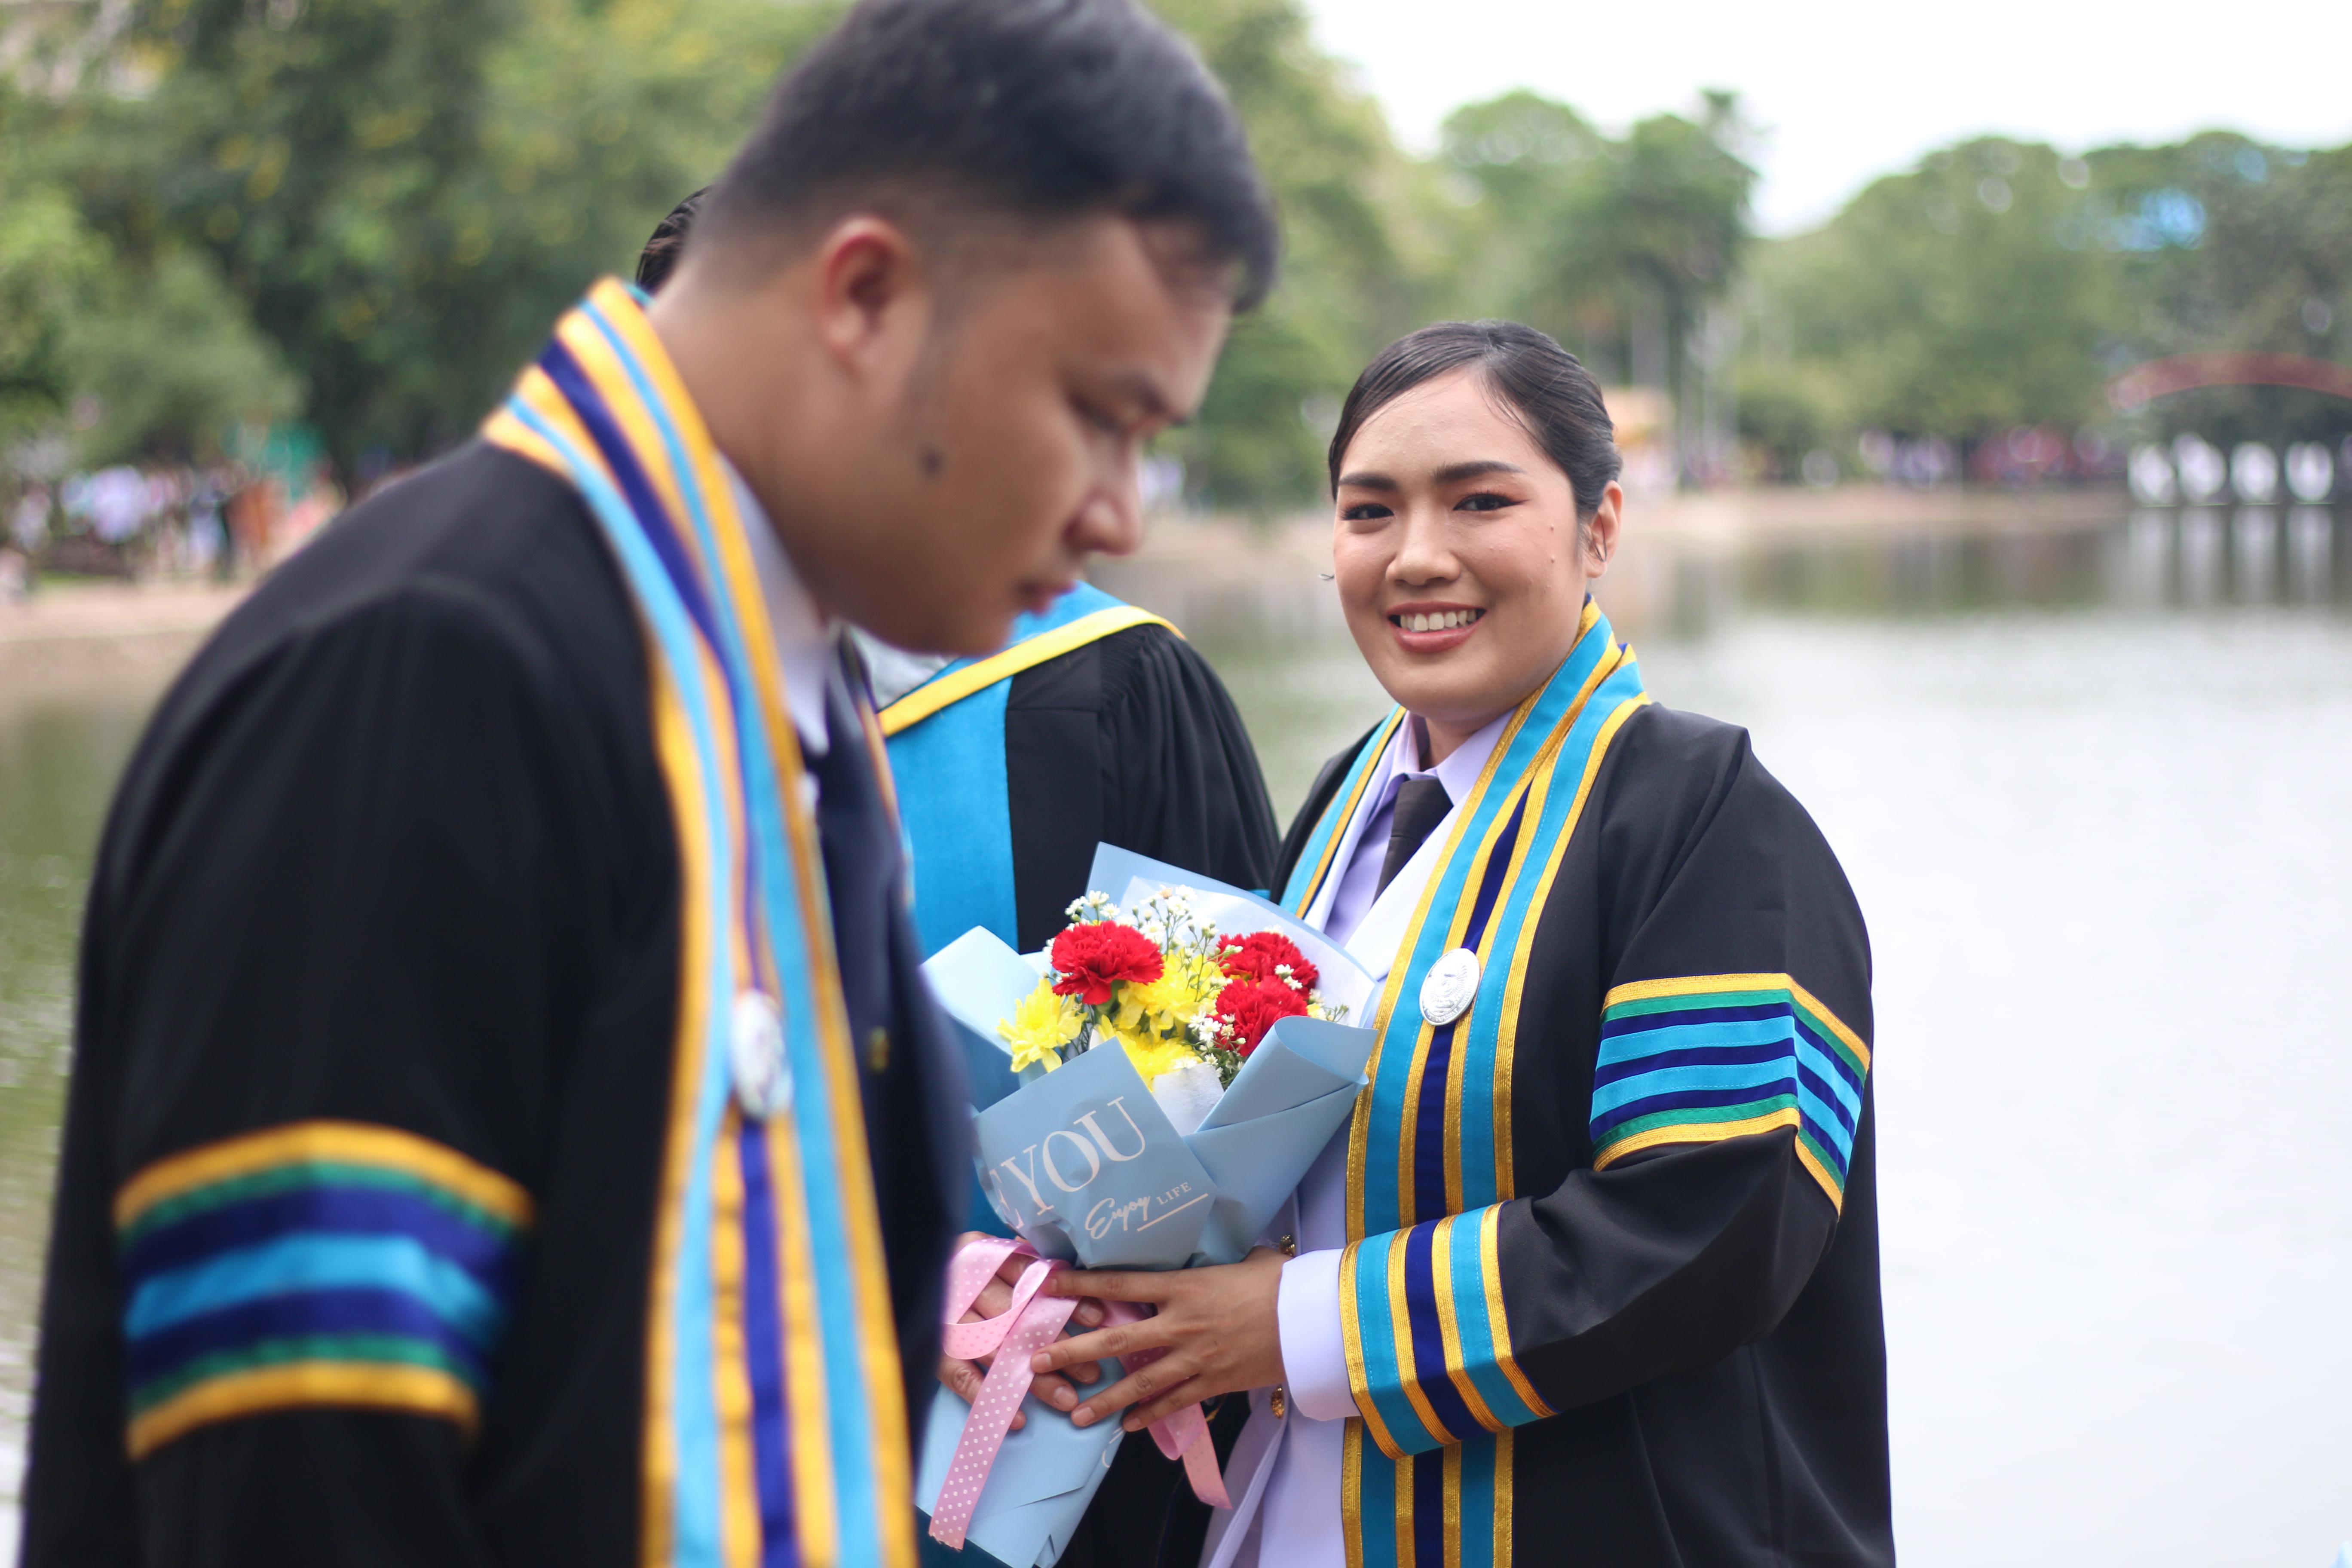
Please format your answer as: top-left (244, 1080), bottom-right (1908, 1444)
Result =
top-left (1276, 1248), bottom-right (1355, 1421)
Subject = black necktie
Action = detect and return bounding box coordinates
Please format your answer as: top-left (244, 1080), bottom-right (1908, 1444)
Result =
top-left (1377, 776), bottom-right (1452, 896)
top-left (809, 654), bottom-right (898, 1066)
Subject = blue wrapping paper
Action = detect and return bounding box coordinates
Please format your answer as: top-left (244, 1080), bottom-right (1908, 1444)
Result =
top-left (913, 851), bottom-right (1376, 1568)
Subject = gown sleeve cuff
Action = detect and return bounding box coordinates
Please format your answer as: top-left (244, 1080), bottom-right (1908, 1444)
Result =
top-left (1277, 1248), bottom-right (1354, 1421)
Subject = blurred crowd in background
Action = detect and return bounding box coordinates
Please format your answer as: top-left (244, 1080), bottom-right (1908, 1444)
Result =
top-left (1, 0), bottom-right (2347, 568)
top-left (0, 453), bottom-right (346, 600)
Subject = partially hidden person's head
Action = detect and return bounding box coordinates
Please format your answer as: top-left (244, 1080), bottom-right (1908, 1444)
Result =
top-left (1325, 321), bottom-right (1623, 754)
top-left (649, 0), bottom-right (1277, 656)
top-left (635, 187), bottom-right (709, 294)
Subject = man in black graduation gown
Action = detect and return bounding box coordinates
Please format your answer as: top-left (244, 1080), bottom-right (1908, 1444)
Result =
top-left (20, 2), bottom-right (1279, 1564)
top-left (639, 189), bottom-right (1280, 1568)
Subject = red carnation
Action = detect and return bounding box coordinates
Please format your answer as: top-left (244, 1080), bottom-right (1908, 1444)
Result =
top-left (1218, 931), bottom-right (1318, 994)
top-left (1049, 922), bottom-right (1163, 1006)
top-left (1209, 976), bottom-right (1309, 1058)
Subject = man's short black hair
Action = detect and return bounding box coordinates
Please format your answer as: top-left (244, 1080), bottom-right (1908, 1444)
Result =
top-left (696, 0), bottom-right (1278, 309)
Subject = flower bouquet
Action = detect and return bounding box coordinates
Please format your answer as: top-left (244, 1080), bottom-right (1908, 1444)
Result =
top-left (914, 846), bottom-right (1377, 1568)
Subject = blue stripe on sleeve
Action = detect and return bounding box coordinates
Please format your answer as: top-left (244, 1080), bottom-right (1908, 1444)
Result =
top-left (125, 1233), bottom-right (508, 1347)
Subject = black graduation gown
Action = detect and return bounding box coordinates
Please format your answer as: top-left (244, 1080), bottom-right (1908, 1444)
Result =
top-left (20, 441), bottom-right (968, 1567)
top-left (1269, 703), bottom-right (1894, 1567)
top-left (1000, 625), bottom-right (1279, 953)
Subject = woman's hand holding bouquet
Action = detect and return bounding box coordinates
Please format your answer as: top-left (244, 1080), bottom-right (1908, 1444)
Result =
top-left (1034, 1244), bottom-right (1289, 1433)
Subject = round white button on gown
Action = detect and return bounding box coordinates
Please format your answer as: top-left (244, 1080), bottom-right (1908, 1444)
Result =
top-left (1419, 947), bottom-right (1480, 1027)
top-left (730, 989), bottom-right (793, 1119)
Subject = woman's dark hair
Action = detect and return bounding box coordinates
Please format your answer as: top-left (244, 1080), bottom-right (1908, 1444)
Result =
top-left (636, 187), bottom-right (710, 293)
top-left (1327, 321), bottom-right (1622, 519)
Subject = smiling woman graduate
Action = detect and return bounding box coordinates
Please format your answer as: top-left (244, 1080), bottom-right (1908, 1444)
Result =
top-left (1027, 322), bottom-right (1894, 1568)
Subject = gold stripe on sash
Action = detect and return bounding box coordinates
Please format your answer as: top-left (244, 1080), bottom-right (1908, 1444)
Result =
top-left (767, 1107), bottom-right (840, 1561)
top-left (1492, 1426), bottom-right (1514, 1568)
top-left (1426, 1213), bottom-right (1504, 1433)
top-left (1441, 1442), bottom-right (1464, 1568)
top-left (1338, 1240), bottom-right (1403, 1459)
top-left (481, 408), bottom-right (573, 485)
top-left (876, 605), bottom-right (1175, 735)
top-left (1488, 677), bottom-right (1645, 1200)
top-left (709, 1112), bottom-right (761, 1568)
top-left (1292, 708), bottom-right (1407, 919)
top-left (1344, 697), bottom-right (1531, 1242)
top-left (1385, 1222), bottom-right (1453, 1450)
top-left (1341, 1418), bottom-right (1365, 1568)
top-left (640, 668), bottom-right (715, 1568)
top-left (1476, 1204), bottom-right (1551, 1421)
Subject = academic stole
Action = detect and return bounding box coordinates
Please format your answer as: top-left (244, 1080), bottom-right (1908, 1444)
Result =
top-left (483, 279), bottom-right (915, 1568)
top-left (1281, 602), bottom-right (1649, 1568)
top-left (877, 582), bottom-right (1171, 953)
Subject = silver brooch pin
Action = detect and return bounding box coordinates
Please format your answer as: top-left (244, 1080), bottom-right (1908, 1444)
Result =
top-left (1419, 948), bottom-right (1480, 1027)
top-left (730, 990), bottom-right (793, 1120)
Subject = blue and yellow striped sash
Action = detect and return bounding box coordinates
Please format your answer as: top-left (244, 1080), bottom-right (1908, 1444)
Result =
top-left (482, 278), bottom-right (913, 1568)
top-left (1280, 601), bottom-right (1649, 1568)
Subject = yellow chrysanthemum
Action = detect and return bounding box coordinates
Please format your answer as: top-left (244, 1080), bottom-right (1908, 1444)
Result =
top-left (1114, 952), bottom-right (1226, 1035)
top-left (998, 982), bottom-right (1082, 1074)
top-left (1105, 1018), bottom-right (1209, 1088)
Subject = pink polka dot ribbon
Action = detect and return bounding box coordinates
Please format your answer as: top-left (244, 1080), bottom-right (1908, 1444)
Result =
top-left (929, 1237), bottom-right (1079, 1550)
top-left (927, 1237), bottom-right (1230, 1551)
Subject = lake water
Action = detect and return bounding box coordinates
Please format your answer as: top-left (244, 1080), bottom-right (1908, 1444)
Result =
top-left (3, 507), bottom-right (2349, 1562)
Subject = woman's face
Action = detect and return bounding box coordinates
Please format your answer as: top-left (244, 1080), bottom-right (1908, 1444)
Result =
top-left (1331, 367), bottom-right (1619, 744)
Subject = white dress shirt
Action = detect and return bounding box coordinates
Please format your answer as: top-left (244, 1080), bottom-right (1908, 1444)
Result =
top-left (1202, 710), bottom-right (1511, 1568)
top-left (721, 457), bottom-right (835, 762)
top-left (853, 631), bottom-right (953, 710)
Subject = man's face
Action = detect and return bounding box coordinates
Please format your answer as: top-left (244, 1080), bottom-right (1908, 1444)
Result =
top-left (820, 217), bottom-right (1230, 654)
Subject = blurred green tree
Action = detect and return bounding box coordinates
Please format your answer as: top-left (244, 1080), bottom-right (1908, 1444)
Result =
top-left (1432, 91), bottom-right (1608, 341)
top-left (1736, 130), bottom-right (2352, 472)
top-left (1435, 89), bottom-right (1756, 476)
top-left (46, 0), bottom-right (836, 479)
top-left (1736, 138), bottom-right (2125, 471)
top-left (61, 245), bottom-right (303, 468)
top-left (1148, 0), bottom-right (1436, 508)
top-left (1442, 92), bottom-right (1757, 364)
top-left (3, 83), bottom-right (296, 467)
top-left (0, 107), bottom-right (99, 448)
top-left (28, 0), bottom-right (1433, 508)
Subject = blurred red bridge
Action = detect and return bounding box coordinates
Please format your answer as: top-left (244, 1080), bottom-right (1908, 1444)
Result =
top-left (2109, 353), bottom-right (2352, 410)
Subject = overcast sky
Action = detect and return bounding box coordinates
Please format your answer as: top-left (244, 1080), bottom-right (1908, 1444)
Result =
top-left (1297, 0), bottom-right (2352, 233)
